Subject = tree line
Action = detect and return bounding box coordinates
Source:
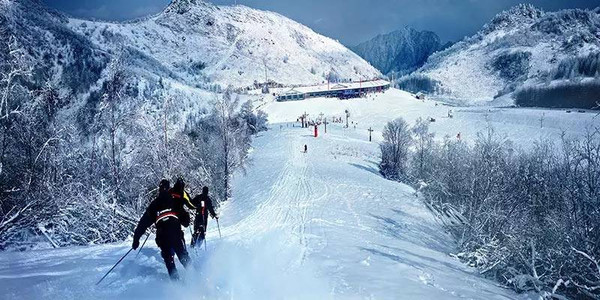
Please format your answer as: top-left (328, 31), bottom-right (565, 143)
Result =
top-left (380, 117), bottom-right (600, 299)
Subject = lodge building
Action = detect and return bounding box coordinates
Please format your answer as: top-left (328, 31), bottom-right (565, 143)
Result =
top-left (276, 79), bottom-right (390, 101)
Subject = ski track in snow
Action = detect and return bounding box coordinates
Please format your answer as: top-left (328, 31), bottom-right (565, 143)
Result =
top-left (1, 89), bottom-right (592, 299)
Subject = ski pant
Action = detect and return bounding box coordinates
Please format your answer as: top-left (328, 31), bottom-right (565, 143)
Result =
top-left (191, 215), bottom-right (208, 247)
top-left (156, 231), bottom-right (190, 279)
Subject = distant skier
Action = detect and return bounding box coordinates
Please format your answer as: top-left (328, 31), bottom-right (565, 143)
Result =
top-left (190, 186), bottom-right (218, 248)
top-left (132, 179), bottom-right (191, 280)
top-left (304, 144), bottom-right (308, 153)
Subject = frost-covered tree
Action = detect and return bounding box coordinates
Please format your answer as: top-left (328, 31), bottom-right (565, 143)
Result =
top-left (240, 100), bottom-right (268, 135)
top-left (92, 57), bottom-right (134, 205)
top-left (213, 91), bottom-right (251, 200)
top-left (410, 118), bottom-right (436, 182)
top-left (379, 118), bottom-right (412, 181)
top-left (184, 90), bottom-right (254, 202)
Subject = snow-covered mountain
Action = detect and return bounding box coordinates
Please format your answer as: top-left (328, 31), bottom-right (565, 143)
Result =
top-left (352, 28), bottom-right (447, 75)
top-left (66, 0), bottom-right (380, 89)
top-left (0, 0), bottom-right (108, 97)
top-left (401, 4), bottom-right (600, 104)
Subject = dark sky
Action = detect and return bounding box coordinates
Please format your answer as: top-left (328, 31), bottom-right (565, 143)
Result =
top-left (43, 0), bottom-right (600, 45)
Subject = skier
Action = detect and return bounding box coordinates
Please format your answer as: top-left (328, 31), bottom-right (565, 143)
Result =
top-left (304, 144), bottom-right (308, 153)
top-left (190, 186), bottom-right (218, 247)
top-left (132, 179), bottom-right (191, 280)
top-left (170, 177), bottom-right (195, 211)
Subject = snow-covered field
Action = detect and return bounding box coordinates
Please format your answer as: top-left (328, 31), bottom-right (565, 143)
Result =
top-left (264, 88), bottom-right (599, 147)
top-left (1, 88), bottom-right (598, 299)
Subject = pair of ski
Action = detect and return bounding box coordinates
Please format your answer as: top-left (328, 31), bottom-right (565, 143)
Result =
top-left (96, 219), bottom-right (221, 285)
top-left (190, 228), bottom-right (207, 251)
top-left (190, 218), bottom-right (222, 250)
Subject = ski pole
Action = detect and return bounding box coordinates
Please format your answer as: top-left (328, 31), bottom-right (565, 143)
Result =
top-left (216, 218), bottom-right (222, 239)
top-left (135, 233), bottom-right (150, 259)
top-left (96, 248), bottom-right (134, 285)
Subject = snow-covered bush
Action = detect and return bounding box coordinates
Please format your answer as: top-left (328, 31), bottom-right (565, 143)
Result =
top-left (396, 73), bottom-right (443, 94)
top-left (380, 121), bottom-right (600, 298)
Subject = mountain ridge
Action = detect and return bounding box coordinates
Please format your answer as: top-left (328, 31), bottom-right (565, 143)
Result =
top-left (64, 0), bottom-right (380, 90)
top-left (400, 4), bottom-right (600, 105)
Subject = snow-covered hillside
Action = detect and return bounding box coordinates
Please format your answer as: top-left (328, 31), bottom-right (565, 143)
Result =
top-left (67, 0), bottom-right (380, 89)
top-left (403, 4), bottom-right (600, 104)
top-left (352, 27), bottom-right (447, 75)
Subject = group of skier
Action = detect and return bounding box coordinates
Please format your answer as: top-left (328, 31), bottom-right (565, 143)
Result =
top-left (131, 178), bottom-right (218, 279)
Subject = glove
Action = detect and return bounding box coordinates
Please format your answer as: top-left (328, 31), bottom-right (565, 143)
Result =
top-left (132, 239), bottom-right (140, 250)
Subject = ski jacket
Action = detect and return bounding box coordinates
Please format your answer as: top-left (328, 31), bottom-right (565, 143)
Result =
top-left (133, 191), bottom-right (190, 243)
top-left (169, 189), bottom-right (195, 211)
top-left (191, 193), bottom-right (217, 223)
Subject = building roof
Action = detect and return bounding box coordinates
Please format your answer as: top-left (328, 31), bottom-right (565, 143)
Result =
top-left (278, 79), bottom-right (390, 96)
top-left (280, 88), bottom-right (304, 96)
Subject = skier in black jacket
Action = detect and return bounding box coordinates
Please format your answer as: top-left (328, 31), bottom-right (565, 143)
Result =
top-left (170, 178), bottom-right (195, 211)
top-left (190, 186), bottom-right (218, 247)
top-left (132, 179), bottom-right (191, 279)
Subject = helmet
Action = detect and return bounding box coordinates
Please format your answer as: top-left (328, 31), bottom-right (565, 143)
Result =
top-left (174, 177), bottom-right (185, 193)
top-left (202, 186), bottom-right (209, 195)
top-left (159, 179), bottom-right (170, 192)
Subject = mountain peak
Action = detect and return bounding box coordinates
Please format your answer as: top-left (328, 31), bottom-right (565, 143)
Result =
top-left (165, 0), bottom-right (212, 14)
top-left (483, 4), bottom-right (543, 33)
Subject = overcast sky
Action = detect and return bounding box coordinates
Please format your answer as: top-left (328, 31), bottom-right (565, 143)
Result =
top-left (43, 0), bottom-right (600, 45)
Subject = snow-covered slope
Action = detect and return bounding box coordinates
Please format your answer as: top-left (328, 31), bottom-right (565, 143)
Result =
top-left (67, 0), bottom-right (381, 89)
top-left (403, 4), bottom-right (600, 104)
top-left (2, 89), bottom-right (598, 298)
top-left (352, 27), bottom-right (447, 75)
top-left (0, 99), bottom-right (522, 299)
